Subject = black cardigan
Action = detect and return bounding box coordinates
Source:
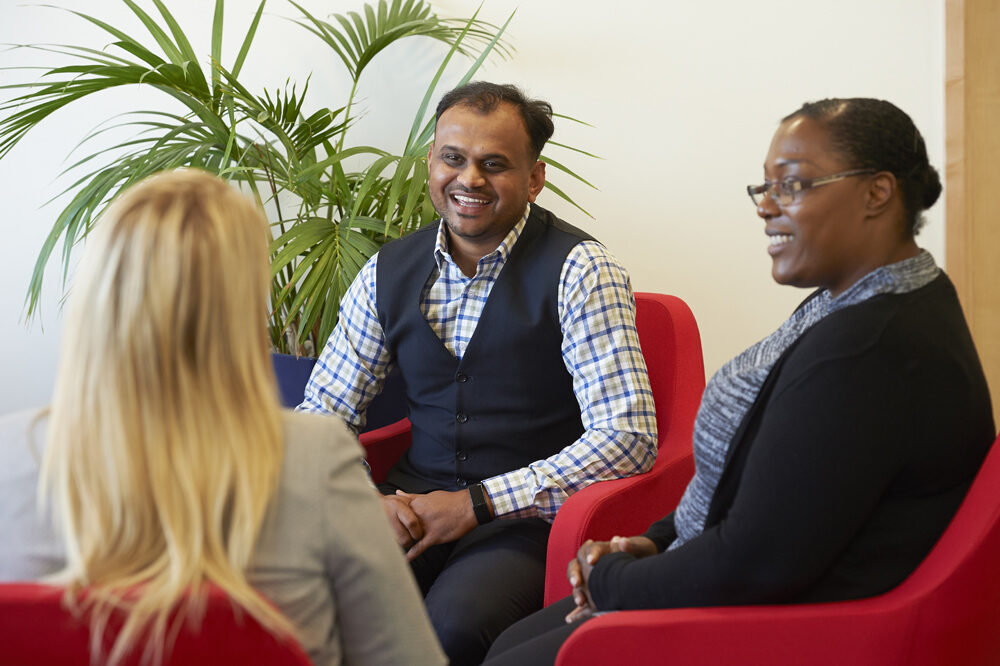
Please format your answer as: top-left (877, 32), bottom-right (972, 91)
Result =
top-left (588, 273), bottom-right (995, 610)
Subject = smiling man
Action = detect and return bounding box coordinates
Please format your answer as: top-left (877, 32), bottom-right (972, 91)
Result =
top-left (299, 82), bottom-right (657, 664)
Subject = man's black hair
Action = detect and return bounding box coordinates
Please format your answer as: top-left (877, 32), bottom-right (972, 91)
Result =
top-left (435, 82), bottom-right (554, 160)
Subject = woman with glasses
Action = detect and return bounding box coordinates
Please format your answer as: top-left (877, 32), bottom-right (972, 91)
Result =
top-left (483, 98), bottom-right (995, 665)
top-left (0, 170), bottom-right (445, 666)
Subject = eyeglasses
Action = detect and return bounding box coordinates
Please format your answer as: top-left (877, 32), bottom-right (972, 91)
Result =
top-left (746, 168), bottom-right (877, 207)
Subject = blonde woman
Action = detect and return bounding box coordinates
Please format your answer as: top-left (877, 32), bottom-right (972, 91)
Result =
top-left (0, 169), bottom-right (446, 666)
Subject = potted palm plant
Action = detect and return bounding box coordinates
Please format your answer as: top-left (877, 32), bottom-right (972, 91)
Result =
top-left (0, 0), bottom-right (596, 399)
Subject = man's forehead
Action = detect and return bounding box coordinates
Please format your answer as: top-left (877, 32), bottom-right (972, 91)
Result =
top-left (433, 103), bottom-right (532, 155)
top-left (438, 101), bottom-right (521, 127)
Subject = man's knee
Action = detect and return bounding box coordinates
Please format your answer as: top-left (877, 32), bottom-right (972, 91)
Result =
top-left (427, 595), bottom-right (507, 666)
top-left (424, 520), bottom-right (550, 663)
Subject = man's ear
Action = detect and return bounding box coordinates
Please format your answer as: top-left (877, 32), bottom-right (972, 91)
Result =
top-left (866, 171), bottom-right (896, 216)
top-left (427, 143), bottom-right (434, 163)
top-left (527, 160), bottom-right (546, 203)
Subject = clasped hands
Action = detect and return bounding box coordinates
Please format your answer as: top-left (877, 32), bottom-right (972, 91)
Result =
top-left (380, 489), bottom-right (479, 561)
top-left (565, 535), bottom-right (658, 623)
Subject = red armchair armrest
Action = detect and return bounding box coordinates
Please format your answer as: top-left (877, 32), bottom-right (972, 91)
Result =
top-left (544, 451), bottom-right (694, 606)
top-left (359, 417), bottom-right (412, 485)
top-left (555, 599), bottom-right (909, 666)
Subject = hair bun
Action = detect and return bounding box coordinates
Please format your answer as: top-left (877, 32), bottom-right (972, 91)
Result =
top-left (920, 164), bottom-right (943, 210)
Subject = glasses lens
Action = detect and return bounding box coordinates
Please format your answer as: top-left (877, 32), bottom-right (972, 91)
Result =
top-left (775, 181), bottom-right (796, 206)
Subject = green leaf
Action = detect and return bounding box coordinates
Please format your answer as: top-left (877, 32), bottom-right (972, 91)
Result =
top-left (542, 179), bottom-right (593, 219)
top-left (350, 153), bottom-right (399, 218)
top-left (399, 157), bottom-right (429, 232)
top-left (294, 144), bottom-right (388, 182)
top-left (232, 0), bottom-right (266, 79)
top-left (121, 0), bottom-right (185, 65)
top-left (211, 0), bottom-right (224, 95)
top-left (552, 112), bottom-right (596, 128)
top-left (539, 154), bottom-right (598, 190)
top-left (110, 40), bottom-right (168, 69)
top-left (547, 140), bottom-right (602, 160)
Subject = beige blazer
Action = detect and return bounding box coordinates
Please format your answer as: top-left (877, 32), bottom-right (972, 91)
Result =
top-left (0, 408), bottom-right (446, 666)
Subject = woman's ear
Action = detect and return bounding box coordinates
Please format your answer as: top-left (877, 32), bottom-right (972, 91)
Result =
top-left (866, 171), bottom-right (897, 216)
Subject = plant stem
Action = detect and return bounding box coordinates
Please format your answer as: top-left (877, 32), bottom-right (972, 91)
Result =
top-left (336, 77), bottom-right (359, 153)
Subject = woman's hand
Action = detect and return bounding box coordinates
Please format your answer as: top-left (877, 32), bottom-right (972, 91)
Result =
top-left (565, 536), bottom-right (657, 623)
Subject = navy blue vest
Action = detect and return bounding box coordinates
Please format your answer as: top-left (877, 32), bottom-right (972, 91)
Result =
top-left (375, 205), bottom-right (593, 492)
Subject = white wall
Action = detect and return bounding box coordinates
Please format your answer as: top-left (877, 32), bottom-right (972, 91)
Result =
top-left (0, 0), bottom-right (945, 414)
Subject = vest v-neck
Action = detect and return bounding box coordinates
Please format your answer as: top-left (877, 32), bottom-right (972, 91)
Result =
top-left (373, 205), bottom-right (594, 491)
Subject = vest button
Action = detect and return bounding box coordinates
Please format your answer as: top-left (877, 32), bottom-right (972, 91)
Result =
top-left (456, 412), bottom-right (469, 423)
top-left (456, 373), bottom-right (469, 383)
top-left (456, 450), bottom-right (469, 461)
top-left (456, 476), bottom-right (468, 487)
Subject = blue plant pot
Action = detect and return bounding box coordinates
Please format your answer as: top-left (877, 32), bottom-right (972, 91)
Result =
top-left (271, 353), bottom-right (407, 432)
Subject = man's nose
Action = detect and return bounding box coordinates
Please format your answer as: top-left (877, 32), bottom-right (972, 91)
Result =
top-left (457, 164), bottom-right (486, 189)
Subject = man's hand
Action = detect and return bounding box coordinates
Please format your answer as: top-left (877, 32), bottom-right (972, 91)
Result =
top-left (565, 536), bottom-right (658, 623)
top-left (379, 492), bottom-right (424, 549)
top-left (396, 489), bottom-right (479, 561)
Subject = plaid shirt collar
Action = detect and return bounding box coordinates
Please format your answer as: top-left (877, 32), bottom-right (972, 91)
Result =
top-left (433, 204), bottom-right (531, 273)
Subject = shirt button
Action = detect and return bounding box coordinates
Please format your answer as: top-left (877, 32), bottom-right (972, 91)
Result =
top-left (456, 412), bottom-right (469, 423)
top-left (456, 477), bottom-right (468, 487)
top-left (456, 450), bottom-right (468, 461)
top-left (456, 373), bottom-right (469, 383)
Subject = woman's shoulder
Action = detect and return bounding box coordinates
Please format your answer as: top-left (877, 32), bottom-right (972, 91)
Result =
top-left (256, 411), bottom-right (367, 555)
top-left (773, 273), bottom-right (982, 399)
top-left (797, 273), bottom-right (963, 360)
top-left (278, 410), bottom-right (365, 477)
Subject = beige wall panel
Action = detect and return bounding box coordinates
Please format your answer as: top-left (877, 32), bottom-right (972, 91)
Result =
top-left (947, 0), bottom-right (1000, 423)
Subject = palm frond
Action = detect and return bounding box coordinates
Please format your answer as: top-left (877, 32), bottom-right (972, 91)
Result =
top-left (288, 0), bottom-right (510, 83)
top-left (4, 0), bottom-right (596, 354)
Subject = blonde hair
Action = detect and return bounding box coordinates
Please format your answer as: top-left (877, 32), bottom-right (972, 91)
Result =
top-left (40, 169), bottom-right (293, 664)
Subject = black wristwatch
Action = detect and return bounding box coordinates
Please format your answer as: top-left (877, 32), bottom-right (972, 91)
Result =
top-left (469, 482), bottom-right (493, 525)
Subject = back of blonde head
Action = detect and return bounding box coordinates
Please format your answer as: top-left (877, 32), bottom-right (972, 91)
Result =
top-left (41, 169), bottom-right (292, 664)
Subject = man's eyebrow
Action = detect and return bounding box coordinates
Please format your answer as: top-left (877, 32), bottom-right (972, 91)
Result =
top-left (437, 145), bottom-right (512, 161)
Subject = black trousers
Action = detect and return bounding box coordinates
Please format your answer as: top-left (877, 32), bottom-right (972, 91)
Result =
top-left (483, 596), bottom-right (586, 665)
top-left (379, 484), bottom-right (551, 665)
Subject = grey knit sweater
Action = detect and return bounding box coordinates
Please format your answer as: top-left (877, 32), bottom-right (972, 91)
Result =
top-left (670, 250), bottom-right (940, 549)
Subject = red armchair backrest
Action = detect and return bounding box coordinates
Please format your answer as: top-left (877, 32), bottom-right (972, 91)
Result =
top-left (541, 293), bottom-right (706, 605)
top-left (633, 292), bottom-right (705, 454)
top-left (0, 583), bottom-right (313, 665)
top-left (887, 432), bottom-right (1000, 664)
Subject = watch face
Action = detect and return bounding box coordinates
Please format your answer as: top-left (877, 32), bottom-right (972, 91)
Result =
top-left (470, 483), bottom-right (492, 524)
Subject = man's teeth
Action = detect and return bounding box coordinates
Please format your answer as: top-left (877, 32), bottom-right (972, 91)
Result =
top-left (769, 234), bottom-right (793, 246)
top-left (454, 194), bottom-right (489, 205)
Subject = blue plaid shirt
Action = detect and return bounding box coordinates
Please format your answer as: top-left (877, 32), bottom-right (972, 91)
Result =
top-left (299, 206), bottom-right (657, 520)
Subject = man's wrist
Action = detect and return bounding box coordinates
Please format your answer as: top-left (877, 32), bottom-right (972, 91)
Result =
top-left (469, 483), bottom-right (493, 525)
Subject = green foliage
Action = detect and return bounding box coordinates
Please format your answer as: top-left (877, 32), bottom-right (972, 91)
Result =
top-left (0, 0), bottom-right (595, 355)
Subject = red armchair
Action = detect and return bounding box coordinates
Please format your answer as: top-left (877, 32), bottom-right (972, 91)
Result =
top-left (0, 583), bottom-right (312, 665)
top-left (554, 433), bottom-right (1000, 666)
top-left (358, 292), bottom-right (707, 607)
top-left (542, 292), bottom-right (704, 605)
